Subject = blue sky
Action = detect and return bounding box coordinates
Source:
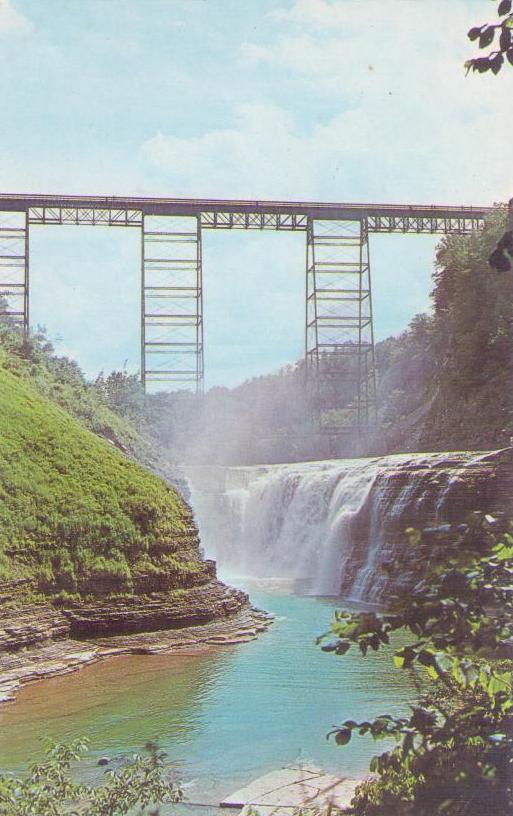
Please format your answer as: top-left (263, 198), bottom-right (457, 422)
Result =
top-left (0, 0), bottom-right (511, 387)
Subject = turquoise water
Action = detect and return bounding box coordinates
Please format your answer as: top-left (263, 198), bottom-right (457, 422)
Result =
top-left (0, 585), bottom-right (416, 807)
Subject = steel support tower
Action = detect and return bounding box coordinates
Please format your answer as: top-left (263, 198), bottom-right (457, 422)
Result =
top-left (0, 210), bottom-right (29, 329)
top-left (306, 217), bottom-right (376, 431)
top-left (142, 214), bottom-right (203, 392)
top-left (0, 193), bottom-right (494, 431)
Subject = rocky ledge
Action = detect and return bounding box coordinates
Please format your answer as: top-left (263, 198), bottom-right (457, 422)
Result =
top-left (338, 446), bottom-right (513, 600)
top-left (0, 578), bottom-right (273, 703)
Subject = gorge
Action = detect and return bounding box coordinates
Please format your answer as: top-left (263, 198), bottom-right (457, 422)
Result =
top-left (1, 284), bottom-right (512, 812)
top-left (2, 446), bottom-right (511, 809)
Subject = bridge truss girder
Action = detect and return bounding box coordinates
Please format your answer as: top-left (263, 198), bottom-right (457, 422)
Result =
top-left (366, 213), bottom-right (486, 234)
top-left (200, 211), bottom-right (309, 231)
top-left (28, 206), bottom-right (142, 228)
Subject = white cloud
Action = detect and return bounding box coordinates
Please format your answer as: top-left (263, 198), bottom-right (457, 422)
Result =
top-left (0, 0), bottom-right (32, 34)
top-left (141, 104), bottom-right (320, 200)
top-left (269, 0), bottom-right (469, 35)
top-left (141, 0), bottom-right (511, 206)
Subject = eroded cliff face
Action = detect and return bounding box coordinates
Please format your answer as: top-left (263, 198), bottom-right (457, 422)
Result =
top-left (187, 448), bottom-right (513, 603)
top-left (337, 448), bottom-right (512, 600)
top-left (0, 517), bottom-right (274, 703)
top-left (0, 531), bottom-right (252, 647)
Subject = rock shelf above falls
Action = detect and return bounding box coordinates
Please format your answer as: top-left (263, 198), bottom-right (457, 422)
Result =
top-left (186, 448), bottom-right (513, 602)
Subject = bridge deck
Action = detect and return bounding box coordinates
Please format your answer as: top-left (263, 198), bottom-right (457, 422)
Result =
top-left (0, 192), bottom-right (493, 220)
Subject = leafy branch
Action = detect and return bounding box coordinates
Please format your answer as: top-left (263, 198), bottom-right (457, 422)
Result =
top-left (489, 201), bottom-right (513, 273)
top-left (320, 513), bottom-right (513, 815)
top-left (466, 0), bottom-right (513, 74)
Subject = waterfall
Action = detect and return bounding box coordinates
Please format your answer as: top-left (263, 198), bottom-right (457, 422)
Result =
top-left (186, 450), bottom-right (502, 602)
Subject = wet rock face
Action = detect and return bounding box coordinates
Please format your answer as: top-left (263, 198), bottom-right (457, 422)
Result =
top-left (0, 578), bottom-right (249, 652)
top-left (61, 580), bottom-right (250, 638)
top-left (338, 448), bottom-right (513, 601)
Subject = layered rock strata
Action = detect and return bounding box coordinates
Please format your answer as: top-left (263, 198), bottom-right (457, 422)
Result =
top-left (0, 600), bottom-right (272, 704)
top-left (338, 447), bottom-right (513, 600)
top-left (0, 566), bottom-right (272, 703)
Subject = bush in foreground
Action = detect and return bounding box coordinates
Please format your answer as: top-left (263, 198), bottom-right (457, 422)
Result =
top-left (0, 739), bottom-right (182, 816)
top-left (321, 513), bottom-right (513, 815)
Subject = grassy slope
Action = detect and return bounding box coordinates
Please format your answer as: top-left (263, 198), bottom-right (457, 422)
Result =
top-left (0, 327), bottom-right (158, 470)
top-left (0, 363), bottom-right (198, 598)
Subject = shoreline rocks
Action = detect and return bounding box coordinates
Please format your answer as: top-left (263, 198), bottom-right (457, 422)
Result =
top-left (61, 579), bottom-right (250, 637)
top-left (0, 592), bottom-right (273, 704)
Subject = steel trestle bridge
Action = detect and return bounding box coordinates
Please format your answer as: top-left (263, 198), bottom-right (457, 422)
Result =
top-left (0, 194), bottom-right (493, 431)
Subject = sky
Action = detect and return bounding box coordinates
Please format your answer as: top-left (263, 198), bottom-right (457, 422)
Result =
top-left (0, 0), bottom-right (511, 388)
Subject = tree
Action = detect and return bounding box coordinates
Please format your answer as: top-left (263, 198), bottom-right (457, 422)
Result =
top-left (466, 0), bottom-right (513, 74)
top-left (320, 513), bottom-right (513, 815)
top-left (94, 369), bottom-right (146, 423)
top-left (489, 200), bottom-right (513, 274)
top-left (0, 739), bottom-right (182, 816)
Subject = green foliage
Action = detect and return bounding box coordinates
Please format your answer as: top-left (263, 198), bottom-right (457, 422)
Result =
top-left (321, 514), bottom-right (513, 815)
top-left (94, 370), bottom-right (146, 424)
top-left (0, 738), bottom-right (182, 815)
top-left (0, 322), bottom-right (156, 469)
top-left (466, 1), bottom-right (513, 74)
top-left (377, 206), bottom-right (513, 451)
top-left (488, 201), bottom-right (513, 273)
top-left (0, 355), bottom-right (195, 598)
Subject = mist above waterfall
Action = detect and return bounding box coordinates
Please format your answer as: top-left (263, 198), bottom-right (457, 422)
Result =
top-left (165, 362), bottom-right (327, 465)
top-left (150, 356), bottom-right (397, 467)
top-left (187, 450), bottom-right (504, 601)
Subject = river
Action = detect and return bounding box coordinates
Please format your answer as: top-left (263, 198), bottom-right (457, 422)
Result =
top-left (0, 584), bottom-right (415, 808)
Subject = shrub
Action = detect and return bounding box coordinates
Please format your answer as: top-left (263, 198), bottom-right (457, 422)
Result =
top-left (322, 513), bottom-right (513, 816)
top-left (0, 738), bottom-right (182, 816)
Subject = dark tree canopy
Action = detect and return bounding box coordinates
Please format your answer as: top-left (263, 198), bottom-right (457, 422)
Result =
top-left (466, 0), bottom-right (513, 73)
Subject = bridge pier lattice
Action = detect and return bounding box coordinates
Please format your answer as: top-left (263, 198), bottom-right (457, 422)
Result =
top-left (306, 217), bottom-right (377, 432)
top-left (0, 211), bottom-right (29, 330)
top-left (141, 215), bottom-right (204, 392)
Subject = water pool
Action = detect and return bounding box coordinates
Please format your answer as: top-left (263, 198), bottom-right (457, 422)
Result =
top-left (0, 585), bottom-right (416, 809)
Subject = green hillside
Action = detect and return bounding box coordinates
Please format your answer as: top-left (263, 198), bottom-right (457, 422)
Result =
top-left (0, 362), bottom-right (199, 600)
top-left (0, 323), bottom-right (159, 470)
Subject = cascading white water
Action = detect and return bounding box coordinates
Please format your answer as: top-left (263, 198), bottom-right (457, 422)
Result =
top-left (187, 450), bottom-right (497, 601)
